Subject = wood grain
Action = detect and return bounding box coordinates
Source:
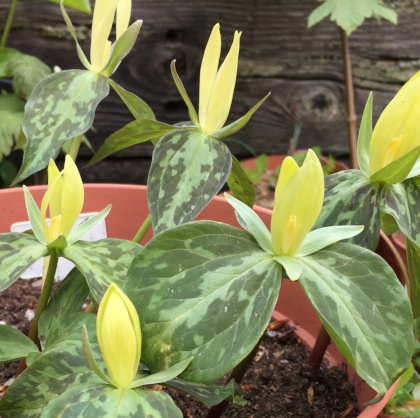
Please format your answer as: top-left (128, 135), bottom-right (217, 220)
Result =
top-left (2, 0), bottom-right (420, 183)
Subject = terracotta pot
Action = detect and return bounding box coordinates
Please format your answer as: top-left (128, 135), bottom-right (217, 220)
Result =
top-left (0, 184), bottom-right (396, 415)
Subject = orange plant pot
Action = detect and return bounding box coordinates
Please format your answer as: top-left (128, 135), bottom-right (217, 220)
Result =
top-left (0, 184), bottom-right (397, 416)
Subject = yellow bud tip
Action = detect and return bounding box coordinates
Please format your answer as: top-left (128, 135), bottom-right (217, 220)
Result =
top-left (282, 216), bottom-right (297, 255)
top-left (380, 135), bottom-right (403, 169)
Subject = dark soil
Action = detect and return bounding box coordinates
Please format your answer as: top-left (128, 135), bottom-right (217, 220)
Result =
top-left (0, 280), bottom-right (359, 417)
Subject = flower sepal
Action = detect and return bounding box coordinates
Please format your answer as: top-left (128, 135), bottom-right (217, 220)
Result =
top-left (47, 234), bottom-right (68, 250)
top-left (369, 145), bottom-right (420, 184)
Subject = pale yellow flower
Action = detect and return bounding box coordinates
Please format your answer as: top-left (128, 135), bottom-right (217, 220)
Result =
top-left (40, 155), bottom-right (84, 243)
top-left (199, 24), bottom-right (241, 134)
top-left (97, 283), bottom-right (142, 388)
top-left (271, 150), bottom-right (324, 256)
top-left (90, 0), bottom-right (132, 73)
top-left (369, 70), bottom-right (420, 175)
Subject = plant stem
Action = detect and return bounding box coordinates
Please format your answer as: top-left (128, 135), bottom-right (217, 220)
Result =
top-left (28, 251), bottom-right (58, 342)
top-left (1, 0), bottom-right (19, 48)
top-left (68, 135), bottom-right (83, 162)
top-left (85, 302), bottom-right (97, 313)
top-left (132, 213), bottom-right (152, 244)
top-left (308, 324), bottom-right (331, 369)
top-left (206, 337), bottom-right (263, 418)
top-left (340, 28), bottom-right (358, 169)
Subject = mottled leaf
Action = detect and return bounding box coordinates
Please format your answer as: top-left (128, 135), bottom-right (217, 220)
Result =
top-left (61, 238), bottom-right (141, 304)
top-left (148, 130), bottom-right (231, 234)
top-left (370, 146), bottom-right (420, 184)
top-left (212, 93), bottom-right (271, 139)
top-left (357, 92), bottom-right (372, 177)
top-left (124, 221), bottom-right (282, 383)
top-left (42, 384), bottom-right (182, 418)
top-left (164, 377), bottom-right (243, 406)
top-left (48, 0), bottom-right (91, 13)
top-left (38, 268), bottom-right (90, 349)
top-left (0, 325), bottom-right (38, 363)
top-left (170, 60), bottom-right (199, 126)
top-left (102, 20), bottom-right (142, 77)
top-left (313, 170), bottom-right (381, 250)
top-left (380, 211), bottom-right (399, 235)
top-left (0, 93), bottom-right (24, 160)
top-left (107, 79), bottom-right (155, 121)
top-left (16, 70), bottom-right (109, 183)
top-left (87, 120), bottom-right (181, 166)
top-left (298, 242), bottom-right (413, 395)
top-left (0, 233), bottom-right (48, 292)
top-left (406, 239), bottom-right (420, 318)
top-left (0, 318), bottom-right (100, 417)
top-left (380, 179), bottom-right (420, 248)
top-left (227, 154), bottom-right (255, 207)
top-left (224, 193), bottom-right (273, 254)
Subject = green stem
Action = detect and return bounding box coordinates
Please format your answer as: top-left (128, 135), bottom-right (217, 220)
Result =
top-left (1, 0), bottom-right (19, 48)
top-left (85, 302), bottom-right (97, 314)
top-left (27, 251), bottom-right (59, 342)
top-left (132, 213), bottom-right (152, 244)
top-left (68, 135), bottom-right (83, 162)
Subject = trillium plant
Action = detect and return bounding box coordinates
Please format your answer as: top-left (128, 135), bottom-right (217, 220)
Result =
top-left (0, 0), bottom-right (416, 416)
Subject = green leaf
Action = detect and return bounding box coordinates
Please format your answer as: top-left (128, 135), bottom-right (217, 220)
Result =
top-left (296, 225), bottom-right (364, 257)
top-left (16, 70), bottom-right (109, 183)
top-left (212, 93), bottom-right (271, 139)
top-left (0, 320), bottom-right (101, 417)
top-left (370, 146), bottom-right (420, 184)
top-left (124, 221), bottom-right (282, 383)
top-left (357, 92), bottom-right (372, 177)
top-left (227, 154), bottom-right (255, 207)
top-left (380, 179), bottom-right (420, 248)
top-left (130, 357), bottom-right (193, 388)
top-left (308, 0), bottom-right (397, 35)
top-left (60, 2), bottom-right (92, 70)
top-left (163, 377), bottom-right (243, 406)
top-left (0, 325), bottom-right (38, 363)
top-left (67, 205), bottom-right (111, 244)
top-left (7, 53), bottom-right (51, 100)
top-left (102, 20), bottom-right (143, 77)
top-left (0, 233), bottom-right (48, 292)
top-left (148, 130), bottom-right (231, 234)
top-left (298, 242), bottom-right (413, 395)
top-left (87, 120), bottom-right (180, 166)
top-left (42, 384), bottom-right (182, 418)
top-left (380, 211), bottom-right (400, 235)
top-left (61, 238), bottom-right (141, 304)
top-left (23, 186), bottom-right (47, 244)
top-left (38, 267), bottom-right (90, 348)
top-left (0, 158), bottom-right (18, 187)
top-left (0, 93), bottom-right (24, 160)
top-left (170, 60), bottom-right (199, 127)
top-left (107, 79), bottom-right (156, 121)
top-left (224, 193), bottom-right (273, 254)
top-left (48, 0), bottom-right (91, 13)
top-left (0, 47), bottom-right (20, 77)
top-left (313, 170), bottom-right (381, 250)
top-left (406, 239), bottom-right (420, 318)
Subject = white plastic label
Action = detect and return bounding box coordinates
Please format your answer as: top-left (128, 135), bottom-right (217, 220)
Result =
top-left (11, 212), bottom-right (107, 281)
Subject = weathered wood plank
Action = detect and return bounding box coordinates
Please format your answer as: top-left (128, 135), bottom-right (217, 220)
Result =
top-left (2, 0), bottom-right (420, 184)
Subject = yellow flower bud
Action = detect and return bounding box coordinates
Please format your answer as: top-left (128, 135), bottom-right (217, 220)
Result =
top-left (40, 155), bottom-right (84, 243)
top-left (90, 0), bottom-right (132, 73)
top-left (97, 283), bottom-right (142, 388)
top-left (369, 70), bottom-right (420, 175)
top-left (199, 24), bottom-right (241, 134)
top-left (271, 150), bottom-right (324, 256)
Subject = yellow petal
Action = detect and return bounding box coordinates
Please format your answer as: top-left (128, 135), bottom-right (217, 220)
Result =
top-left (275, 157), bottom-right (299, 200)
top-left (281, 216), bottom-right (297, 255)
top-left (199, 24), bottom-right (221, 127)
top-left (97, 284), bottom-right (141, 388)
top-left (369, 70), bottom-right (420, 174)
top-left (380, 135), bottom-right (403, 169)
top-left (90, 0), bottom-right (119, 72)
top-left (271, 149), bottom-right (324, 256)
top-left (201, 31), bottom-right (241, 133)
top-left (48, 215), bottom-right (62, 242)
top-left (116, 0), bottom-right (131, 40)
top-left (59, 155), bottom-right (84, 239)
